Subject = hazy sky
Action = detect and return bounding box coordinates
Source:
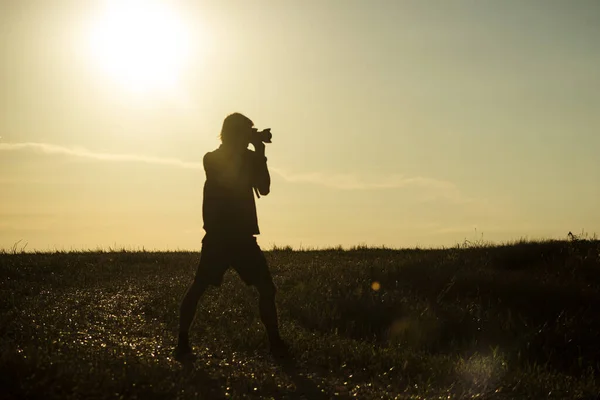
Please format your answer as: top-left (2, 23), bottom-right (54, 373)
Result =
top-left (1, 0), bottom-right (599, 251)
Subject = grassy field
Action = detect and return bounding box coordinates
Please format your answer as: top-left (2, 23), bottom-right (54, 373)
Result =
top-left (1, 238), bottom-right (600, 399)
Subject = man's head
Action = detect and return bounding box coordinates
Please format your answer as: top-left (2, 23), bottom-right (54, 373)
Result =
top-left (220, 113), bottom-right (256, 149)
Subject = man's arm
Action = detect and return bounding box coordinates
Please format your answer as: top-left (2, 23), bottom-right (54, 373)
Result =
top-left (203, 152), bottom-right (217, 181)
top-left (251, 142), bottom-right (270, 196)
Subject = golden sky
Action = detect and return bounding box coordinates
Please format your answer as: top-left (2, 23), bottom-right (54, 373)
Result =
top-left (1, 0), bottom-right (599, 251)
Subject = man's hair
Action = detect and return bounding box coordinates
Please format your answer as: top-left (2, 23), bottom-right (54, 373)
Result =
top-left (220, 113), bottom-right (254, 143)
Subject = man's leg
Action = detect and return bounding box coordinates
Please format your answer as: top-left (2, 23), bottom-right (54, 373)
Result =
top-left (257, 279), bottom-right (281, 343)
top-left (177, 277), bottom-right (209, 351)
top-left (257, 280), bottom-right (289, 357)
top-left (176, 239), bottom-right (227, 357)
top-left (233, 238), bottom-right (287, 355)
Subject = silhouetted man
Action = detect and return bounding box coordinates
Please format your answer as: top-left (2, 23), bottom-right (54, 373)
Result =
top-left (175, 113), bottom-right (287, 361)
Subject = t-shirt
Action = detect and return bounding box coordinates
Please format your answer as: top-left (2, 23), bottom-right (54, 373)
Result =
top-left (202, 146), bottom-right (270, 237)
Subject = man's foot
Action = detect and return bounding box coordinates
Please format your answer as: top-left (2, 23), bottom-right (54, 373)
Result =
top-left (173, 343), bottom-right (196, 363)
top-left (269, 337), bottom-right (290, 359)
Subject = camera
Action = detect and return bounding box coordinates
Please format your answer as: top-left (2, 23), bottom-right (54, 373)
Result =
top-left (253, 128), bottom-right (272, 144)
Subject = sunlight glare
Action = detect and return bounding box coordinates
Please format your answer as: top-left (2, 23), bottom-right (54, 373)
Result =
top-left (87, 0), bottom-right (193, 93)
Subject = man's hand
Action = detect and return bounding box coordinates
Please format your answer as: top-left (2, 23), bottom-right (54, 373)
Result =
top-left (251, 140), bottom-right (266, 157)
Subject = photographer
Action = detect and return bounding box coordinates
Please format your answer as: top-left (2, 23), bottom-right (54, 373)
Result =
top-left (175, 112), bottom-right (287, 360)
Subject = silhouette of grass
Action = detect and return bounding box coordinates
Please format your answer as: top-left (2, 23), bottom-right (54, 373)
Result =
top-left (1, 239), bottom-right (599, 399)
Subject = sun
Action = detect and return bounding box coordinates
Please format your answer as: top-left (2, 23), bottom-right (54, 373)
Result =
top-left (86, 0), bottom-right (192, 93)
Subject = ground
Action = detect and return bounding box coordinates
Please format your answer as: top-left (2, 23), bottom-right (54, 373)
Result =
top-left (1, 239), bottom-right (600, 399)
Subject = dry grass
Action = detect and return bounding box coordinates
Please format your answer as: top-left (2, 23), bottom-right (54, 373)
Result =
top-left (1, 238), bottom-right (599, 399)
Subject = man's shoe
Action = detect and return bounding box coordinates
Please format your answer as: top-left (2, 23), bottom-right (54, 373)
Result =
top-left (173, 344), bottom-right (196, 363)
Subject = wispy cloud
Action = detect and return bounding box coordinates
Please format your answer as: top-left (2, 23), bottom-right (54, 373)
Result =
top-left (0, 142), bottom-right (203, 169)
top-left (271, 168), bottom-right (460, 192)
top-left (1, 141), bottom-right (466, 200)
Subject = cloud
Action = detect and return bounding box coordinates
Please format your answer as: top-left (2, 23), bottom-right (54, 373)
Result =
top-left (269, 168), bottom-right (477, 204)
top-left (272, 167), bottom-right (460, 192)
top-left (0, 142), bottom-right (203, 169)
top-left (1, 141), bottom-right (466, 200)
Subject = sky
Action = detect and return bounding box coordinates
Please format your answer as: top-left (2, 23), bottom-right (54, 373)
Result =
top-left (1, 0), bottom-right (599, 251)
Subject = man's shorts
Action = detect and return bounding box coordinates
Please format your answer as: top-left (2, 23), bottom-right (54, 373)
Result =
top-left (193, 235), bottom-right (274, 289)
